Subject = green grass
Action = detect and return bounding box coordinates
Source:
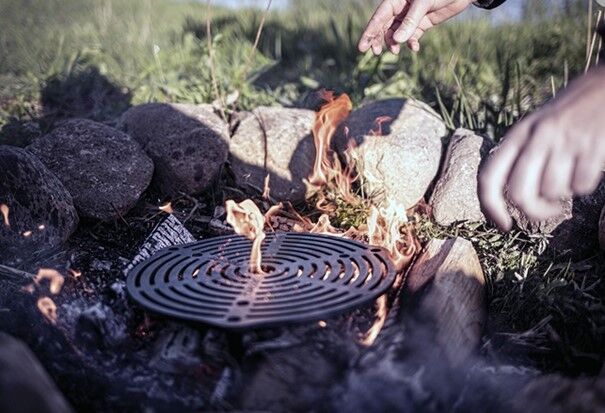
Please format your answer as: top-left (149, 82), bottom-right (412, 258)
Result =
top-left (1, 0), bottom-right (604, 376)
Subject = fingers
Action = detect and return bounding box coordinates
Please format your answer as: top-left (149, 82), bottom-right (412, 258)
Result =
top-left (385, 21), bottom-right (402, 54)
top-left (572, 150), bottom-right (604, 195)
top-left (540, 146), bottom-right (574, 201)
top-left (507, 123), bottom-right (562, 222)
top-left (479, 124), bottom-right (530, 231)
top-left (406, 27), bottom-right (425, 52)
top-left (393, 0), bottom-right (432, 43)
top-left (359, 0), bottom-right (406, 53)
top-left (408, 38), bottom-right (420, 52)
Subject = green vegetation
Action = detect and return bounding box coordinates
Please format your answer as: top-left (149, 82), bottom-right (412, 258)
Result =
top-left (1, 0), bottom-right (604, 375)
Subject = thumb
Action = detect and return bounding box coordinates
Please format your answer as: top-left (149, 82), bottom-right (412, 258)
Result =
top-left (393, 0), bottom-right (431, 43)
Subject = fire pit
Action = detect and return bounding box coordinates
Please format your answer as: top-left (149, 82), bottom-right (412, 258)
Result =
top-left (126, 232), bottom-right (396, 329)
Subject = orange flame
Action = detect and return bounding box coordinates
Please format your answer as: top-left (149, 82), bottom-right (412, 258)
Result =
top-left (309, 214), bottom-right (339, 235)
top-left (37, 297), bottom-right (58, 324)
top-left (225, 199), bottom-right (266, 274)
top-left (0, 204), bottom-right (9, 227)
top-left (34, 268), bottom-right (65, 295)
top-left (308, 91), bottom-right (353, 187)
top-left (262, 174), bottom-right (271, 200)
top-left (22, 230), bottom-right (32, 237)
top-left (369, 116), bottom-right (392, 136)
top-left (360, 294), bottom-right (388, 346)
top-left (159, 202), bottom-right (174, 214)
top-left (68, 269), bottom-right (82, 279)
top-left (360, 201), bottom-right (419, 346)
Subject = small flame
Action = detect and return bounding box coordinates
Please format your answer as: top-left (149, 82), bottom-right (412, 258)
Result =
top-left (262, 174), bottom-right (271, 200)
top-left (34, 268), bottom-right (65, 295)
top-left (367, 201), bottom-right (416, 272)
top-left (308, 91), bottom-right (353, 187)
top-left (68, 269), bottom-right (82, 279)
top-left (22, 230), bottom-right (32, 237)
top-left (225, 199), bottom-right (266, 274)
top-left (38, 224), bottom-right (45, 230)
top-left (369, 116), bottom-right (392, 136)
top-left (37, 297), bottom-right (58, 324)
top-left (309, 214), bottom-right (339, 235)
top-left (318, 320), bottom-right (327, 328)
top-left (360, 201), bottom-right (420, 346)
top-left (360, 294), bottom-right (387, 346)
top-left (159, 202), bottom-right (174, 214)
top-left (0, 204), bottom-right (9, 227)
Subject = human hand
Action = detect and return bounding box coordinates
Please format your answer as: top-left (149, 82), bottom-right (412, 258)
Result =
top-left (479, 66), bottom-right (605, 231)
top-left (358, 0), bottom-right (473, 55)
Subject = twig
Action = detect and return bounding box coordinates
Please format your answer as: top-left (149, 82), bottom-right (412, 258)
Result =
top-left (0, 264), bottom-right (35, 285)
top-left (180, 193), bottom-right (202, 224)
top-left (240, 0), bottom-right (273, 83)
top-left (206, 0), bottom-right (227, 121)
top-left (585, 10), bottom-right (603, 73)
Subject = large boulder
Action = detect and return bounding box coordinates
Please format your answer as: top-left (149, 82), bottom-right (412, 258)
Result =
top-left (336, 99), bottom-right (446, 209)
top-left (117, 103), bottom-right (230, 197)
top-left (27, 119), bottom-right (153, 221)
top-left (430, 129), bottom-right (494, 226)
top-left (0, 145), bottom-right (78, 260)
top-left (229, 107), bottom-right (316, 201)
top-left (117, 103), bottom-right (225, 149)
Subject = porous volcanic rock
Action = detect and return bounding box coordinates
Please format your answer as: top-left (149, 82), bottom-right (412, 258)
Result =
top-left (430, 128), bottom-right (494, 226)
top-left (146, 127), bottom-right (229, 196)
top-left (336, 98), bottom-right (446, 209)
top-left (117, 103), bottom-right (230, 197)
top-left (0, 145), bottom-right (78, 260)
top-left (229, 107), bottom-right (316, 201)
top-left (27, 119), bottom-right (153, 221)
top-left (117, 103), bottom-right (225, 148)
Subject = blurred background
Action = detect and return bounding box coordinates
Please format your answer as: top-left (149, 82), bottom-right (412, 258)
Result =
top-left (0, 0), bottom-right (602, 141)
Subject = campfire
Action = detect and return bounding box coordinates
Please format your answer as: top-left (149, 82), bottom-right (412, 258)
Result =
top-left (126, 91), bottom-right (416, 335)
top-left (0, 90), bottom-right (488, 413)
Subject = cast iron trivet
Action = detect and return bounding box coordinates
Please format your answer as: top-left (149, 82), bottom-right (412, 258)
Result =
top-left (126, 232), bottom-right (396, 329)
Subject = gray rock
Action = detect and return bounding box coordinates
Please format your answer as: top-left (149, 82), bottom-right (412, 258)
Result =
top-left (549, 179), bottom-right (605, 258)
top-left (0, 333), bottom-right (74, 413)
top-left (0, 145), bottom-right (78, 261)
top-left (27, 119), bottom-right (153, 221)
top-left (430, 129), bottom-right (494, 226)
top-left (146, 127), bottom-right (229, 196)
top-left (336, 98), bottom-right (446, 209)
top-left (117, 103), bottom-right (225, 148)
top-left (508, 198), bottom-right (572, 235)
top-left (508, 179), bottom-right (605, 259)
top-left (229, 107), bottom-right (316, 201)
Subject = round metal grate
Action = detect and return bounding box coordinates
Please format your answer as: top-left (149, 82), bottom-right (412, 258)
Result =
top-left (126, 232), bottom-right (396, 329)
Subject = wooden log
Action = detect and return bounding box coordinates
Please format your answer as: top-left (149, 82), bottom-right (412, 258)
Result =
top-left (0, 333), bottom-right (73, 413)
top-left (404, 237), bottom-right (486, 366)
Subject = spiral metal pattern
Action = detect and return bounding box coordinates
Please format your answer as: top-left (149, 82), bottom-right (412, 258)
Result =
top-left (126, 232), bottom-right (396, 329)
